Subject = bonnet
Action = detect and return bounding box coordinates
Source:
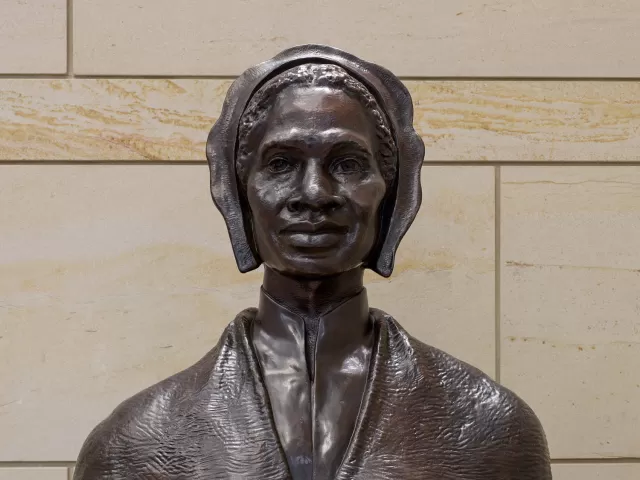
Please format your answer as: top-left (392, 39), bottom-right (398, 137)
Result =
top-left (206, 44), bottom-right (424, 277)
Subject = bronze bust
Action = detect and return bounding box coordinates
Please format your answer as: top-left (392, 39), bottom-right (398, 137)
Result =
top-left (74, 45), bottom-right (551, 480)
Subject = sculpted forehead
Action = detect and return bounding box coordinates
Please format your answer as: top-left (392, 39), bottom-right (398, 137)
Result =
top-left (257, 85), bottom-right (377, 152)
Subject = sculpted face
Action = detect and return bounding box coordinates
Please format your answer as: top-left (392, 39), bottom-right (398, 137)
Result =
top-left (244, 85), bottom-right (388, 277)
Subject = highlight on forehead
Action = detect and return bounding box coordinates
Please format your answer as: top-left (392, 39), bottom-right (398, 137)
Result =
top-left (235, 63), bottom-right (398, 188)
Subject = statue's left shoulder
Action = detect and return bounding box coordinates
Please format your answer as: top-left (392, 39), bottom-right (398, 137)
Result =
top-left (410, 336), bottom-right (553, 479)
top-left (376, 312), bottom-right (552, 479)
top-left (466, 369), bottom-right (553, 480)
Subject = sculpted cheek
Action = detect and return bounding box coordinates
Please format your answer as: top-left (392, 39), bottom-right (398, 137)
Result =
top-left (259, 187), bottom-right (282, 210)
top-left (349, 180), bottom-right (386, 216)
top-left (250, 177), bottom-right (288, 214)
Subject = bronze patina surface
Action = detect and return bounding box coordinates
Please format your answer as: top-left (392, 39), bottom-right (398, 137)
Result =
top-left (74, 45), bottom-right (551, 480)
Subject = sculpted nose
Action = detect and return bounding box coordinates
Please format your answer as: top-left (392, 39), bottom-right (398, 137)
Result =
top-left (287, 162), bottom-right (344, 212)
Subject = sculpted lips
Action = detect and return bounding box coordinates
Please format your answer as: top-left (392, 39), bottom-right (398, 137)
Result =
top-left (280, 221), bottom-right (348, 249)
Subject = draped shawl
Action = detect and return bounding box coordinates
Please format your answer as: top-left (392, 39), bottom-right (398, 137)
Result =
top-left (74, 310), bottom-right (551, 480)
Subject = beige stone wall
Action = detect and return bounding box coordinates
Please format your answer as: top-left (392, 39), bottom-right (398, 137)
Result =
top-left (1, 1), bottom-right (638, 478)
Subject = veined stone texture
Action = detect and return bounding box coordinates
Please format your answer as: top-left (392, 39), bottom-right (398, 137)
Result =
top-left (0, 80), bottom-right (639, 161)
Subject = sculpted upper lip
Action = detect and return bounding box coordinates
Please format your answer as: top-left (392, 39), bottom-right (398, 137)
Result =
top-left (282, 221), bottom-right (347, 234)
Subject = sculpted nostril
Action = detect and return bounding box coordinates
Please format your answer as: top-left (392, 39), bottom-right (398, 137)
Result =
top-left (287, 198), bottom-right (302, 212)
top-left (288, 196), bottom-right (344, 212)
top-left (325, 196), bottom-right (345, 211)
top-left (286, 190), bottom-right (344, 212)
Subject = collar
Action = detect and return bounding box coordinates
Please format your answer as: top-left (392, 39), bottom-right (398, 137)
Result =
top-left (253, 287), bottom-right (372, 378)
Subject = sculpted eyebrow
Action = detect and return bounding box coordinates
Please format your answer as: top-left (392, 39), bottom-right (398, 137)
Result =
top-left (259, 139), bottom-right (306, 156)
top-left (259, 139), bottom-right (372, 157)
top-left (328, 140), bottom-right (372, 156)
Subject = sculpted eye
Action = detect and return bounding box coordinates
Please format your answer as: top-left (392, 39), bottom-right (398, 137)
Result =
top-left (267, 156), bottom-right (294, 174)
top-left (331, 156), bottom-right (363, 175)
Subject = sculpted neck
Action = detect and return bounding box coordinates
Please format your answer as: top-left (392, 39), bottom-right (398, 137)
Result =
top-left (261, 266), bottom-right (365, 319)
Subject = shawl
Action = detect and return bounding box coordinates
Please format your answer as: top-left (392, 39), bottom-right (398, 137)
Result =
top-left (74, 310), bottom-right (551, 480)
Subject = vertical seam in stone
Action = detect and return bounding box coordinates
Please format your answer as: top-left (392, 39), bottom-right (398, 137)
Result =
top-left (494, 165), bottom-right (501, 383)
top-left (66, 0), bottom-right (74, 76)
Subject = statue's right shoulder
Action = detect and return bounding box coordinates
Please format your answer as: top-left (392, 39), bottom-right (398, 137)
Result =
top-left (72, 313), bottom-right (256, 479)
top-left (71, 317), bottom-right (240, 480)
top-left (71, 311), bottom-right (258, 479)
top-left (72, 353), bottom-right (209, 479)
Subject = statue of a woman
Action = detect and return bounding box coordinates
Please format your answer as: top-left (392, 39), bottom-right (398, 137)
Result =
top-left (74, 45), bottom-right (551, 480)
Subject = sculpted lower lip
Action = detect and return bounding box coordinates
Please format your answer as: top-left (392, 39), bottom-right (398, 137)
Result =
top-left (281, 231), bottom-right (344, 248)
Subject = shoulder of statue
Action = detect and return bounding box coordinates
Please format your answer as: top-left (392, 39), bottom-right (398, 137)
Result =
top-left (73, 311), bottom-right (257, 479)
top-left (73, 366), bottom-right (197, 479)
top-left (368, 309), bottom-right (550, 448)
top-left (399, 326), bottom-right (551, 476)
